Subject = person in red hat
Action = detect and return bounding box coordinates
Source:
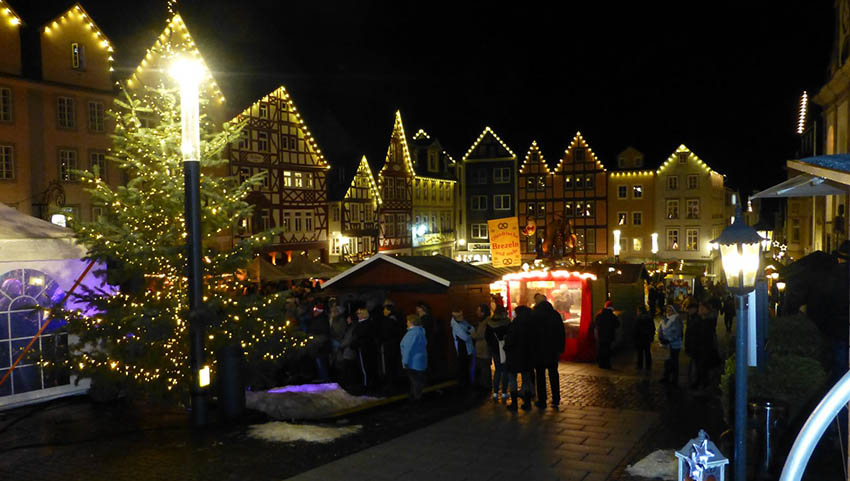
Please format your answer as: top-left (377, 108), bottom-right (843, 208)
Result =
top-left (591, 300), bottom-right (620, 369)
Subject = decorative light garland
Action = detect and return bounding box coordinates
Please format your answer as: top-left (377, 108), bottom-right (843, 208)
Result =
top-left (462, 126), bottom-right (516, 161)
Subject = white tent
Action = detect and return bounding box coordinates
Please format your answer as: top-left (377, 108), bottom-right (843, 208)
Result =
top-left (0, 203), bottom-right (103, 410)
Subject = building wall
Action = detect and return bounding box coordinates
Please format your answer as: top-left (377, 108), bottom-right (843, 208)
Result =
top-left (608, 171), bottom-right (655, 260)
top-left (412, 176), bottom-right (455, 256)
top-left (329, 157), bottom-right (381, 262)
top-left (40, 5), bottom-right (113, 91)
top-left (0, 6), bottom-right (22, 76)
top-left (377, 112), bottom-right (413, 255)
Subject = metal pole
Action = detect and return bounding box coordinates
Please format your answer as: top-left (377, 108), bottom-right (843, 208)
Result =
top-left (735, 293), bottom-right (748, 481)
top-left (177, 61), bottom-right (206, 428)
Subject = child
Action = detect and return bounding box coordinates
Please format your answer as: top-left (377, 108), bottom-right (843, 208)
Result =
top-left (400, 313), bottom-right (428, 401)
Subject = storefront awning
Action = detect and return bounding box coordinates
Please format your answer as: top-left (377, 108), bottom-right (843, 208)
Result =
top-left (750, 174), bottom-right (849, 199)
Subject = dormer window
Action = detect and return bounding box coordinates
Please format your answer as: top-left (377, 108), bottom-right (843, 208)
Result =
top-left (258, 103), bottom-right (268, 119)
top-left (71, 43), bottom-right (85, 71)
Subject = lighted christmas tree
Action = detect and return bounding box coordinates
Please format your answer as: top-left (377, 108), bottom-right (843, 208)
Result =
top-left (57, 84), bottom-right (303, 402)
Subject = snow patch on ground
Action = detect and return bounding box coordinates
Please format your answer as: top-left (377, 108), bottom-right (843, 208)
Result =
top-left (625, 449), bottom-right (678, 480)
top-left (247, 421), bottom-right (361, 444)
top-left (246, 382), bottom-right (380, 420)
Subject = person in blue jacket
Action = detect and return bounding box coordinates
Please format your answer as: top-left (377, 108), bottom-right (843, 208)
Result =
top-left (400, 313), bottom-right (428, 402)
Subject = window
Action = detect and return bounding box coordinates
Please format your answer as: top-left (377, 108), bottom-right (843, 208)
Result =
top-left (537, 202), bottom-right (546, 218)
top-left (431, 215), bottom-right (437, 232)
top-left (472, 223), bottom-right (488, 239)
top-left (294, 212), bottom-right (303, 232)
top-left (494, 194), bottom-right (511, 210)
top-left (438, 182), bottom-right (443, 201)
top-left (332, 206), bottom-right (339, 222)
top-left (0, 145), bottom-right (13, 179)
top-left (0, 87), bottom-right (11, 122)
top-left (90, 152), bottom-right (106, 181)
top-left (632, 238), bottom-right (642, 252)
top-left (581, 202), bottom-right (593, 218)
top-left (57, 97), bottom-right (75, 129)
top-left (259, 211), bottom-right (271, 232)
top-left (667, 175), bottom-right (678, 191)
top-left (294, 171), bottom-right (303, 188)
top-left (633, 184), bottom-right (643, 198)
top-left (575, 175), bottom-right (583, 189)
top-left (396, 214), bottom-right (406, 237)
top-left (427, 151), bottom-right (438, 172)
top-left (494, 168), bottom-right (510, 184)
top-left (527, 203), bottom-right (535, 217)
top-left (617, 185), bottom-right (627, 199)
top-left (618, 158), bottom-right (625, 168)
top-left (585, 175), bottom-right (594, 190)
top-left (472, 195), bottom-right (488, 210)
top-left (564, 175), bottom-right (573, 190)
top-left (686, 228), bottom-right (699, 251)
top-left (257, 131), bottom-right (269, 152)
top-left (92, 205), bottom-right (106, 222)
top-left (282, 212), bottom-right (292, 232)
top-left (473, 169), bottom-right (487, 184)
top-left (617, 212), bottom-right (627, 226)
top-left (237, 131), bottom-right (249, 149)
top-left (383, 178), bottom-right (393, 200)
top-left (71, 42), bottom-right (85, 70)
top-left (574, 148), bottom-right (586, 162)
top-left (585, 228), bottom-right (596, 253)
top-left (686, 199), bottom-right (700, 219)
top-left (792, 218), bottom-right (800, 242)
top-left (305, 211), bottom-right (313, 232)
top-left (632, 211), bottom-right (642, 226)
top-left (88, 101), bottom-right (104, 132)
top-left (666, 200), bottom-right (679, 219)
top-left (667, 228), bottom-right (679, 250)
top-left (687, 175), bottom-right (699, 190)
top-left (383, 214), bottom-right (394, 237)
top-left (537, 176), bottom-right (546, 191)
top-left (239, 167), bottom-right (251, 184)
top-left (283, 171), bottom-right (292, 188)
top-left (397, 180), bottom-right (406, 201)
top-left (59, 149), bottom-right (78, 181)
top-left (564, 202), bottom-right (573, 217)
top-left (303, 172), bottom-right (313, 189)
top-left (678, 152), bottom-right (688, 163)
top-left (258, 103), bottom-right (268, 119)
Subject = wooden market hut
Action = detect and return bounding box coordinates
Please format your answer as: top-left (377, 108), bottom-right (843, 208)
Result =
top-left (587, 263), bottom-right (649, 348)
top-left (321, 254), bottom-right (501, 378)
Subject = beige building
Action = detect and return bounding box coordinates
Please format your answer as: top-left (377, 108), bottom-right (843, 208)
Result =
top-left (654, 145), bottom-right (726, 271)
top-left (409, 129), bottom-right (457, 257)
top-left (0, 2), bottom-right (117, 222)
top-left (607, 148), bottom-right (656, 262)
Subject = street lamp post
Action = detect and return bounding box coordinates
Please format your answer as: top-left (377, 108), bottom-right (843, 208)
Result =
top-left (172, 57), bottom-right (207, 427)
top-left (712, 206), bottom-right (764, 481)
top-left (613, 229), bottom-right (621, 264)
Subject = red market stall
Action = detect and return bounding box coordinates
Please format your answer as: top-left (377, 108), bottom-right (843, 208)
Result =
top-left (495, 270), bottom-right (599, 362)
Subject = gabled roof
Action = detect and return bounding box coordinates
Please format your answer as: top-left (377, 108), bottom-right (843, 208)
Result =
top-left (657, 144), bottom-right (720, 176)
top-left (412, 128), bottom-right (431, 140)
top-left (232, 85), bottom-right (328, 168)
top-left (379, 110), bottom-right (416, 176)
top-left (322, 254), bottom-right (500, 289)
top-left (41, 3), bottom-right (114, 53)
top-left (346, 156), bottom-right (383, 204)
top-left (462, 126), bottom-right (516, 161)
top-left (126, 13), bottom-right (226, 104)
top-left (554, 131), bottom-right (606, 172)
top-left (0, 1), bottom-right (22, 27)
top-left (519, 140), bottom-right (550, 174)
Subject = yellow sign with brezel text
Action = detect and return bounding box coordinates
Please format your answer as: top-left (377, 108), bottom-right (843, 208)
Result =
top-left (487, 217), bottom-right (521, 268)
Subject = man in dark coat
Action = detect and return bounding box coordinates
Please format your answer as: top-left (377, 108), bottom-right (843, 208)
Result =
top-left (532, 299), bottom-right (566, 408)
top-left (592, 301), bottom-right (619, 369)
top-left (352, 306), bottom-right (379, 393)
top-left (504, 306), bottom-right (535, 411)
top-left (306, 302), bottom-right (331, 381)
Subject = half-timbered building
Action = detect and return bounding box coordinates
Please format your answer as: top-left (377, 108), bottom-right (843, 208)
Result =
top-left (328, 155), bottom-right (382, 262)
top-left (377, 111), bottom-right (414, 255)
top-left (517, 141), bottom-right (553, 257)
top-left (552, 132), bottom-right (608, 262)
top-left (228, 85), bottom-right (329, 262)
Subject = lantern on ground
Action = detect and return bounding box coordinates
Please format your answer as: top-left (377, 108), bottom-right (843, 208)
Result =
top-left (711, 206), bottom-right (764, 481)
top-left (676, 430), bottom-right (729, 481)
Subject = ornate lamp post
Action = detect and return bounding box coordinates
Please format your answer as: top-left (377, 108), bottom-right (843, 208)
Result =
top-left (712, 206), bottom-right (764, 481)
top-left (171, 57), bottom-right (208, 427)
top-left (613, 229), bottom-right (621, 263)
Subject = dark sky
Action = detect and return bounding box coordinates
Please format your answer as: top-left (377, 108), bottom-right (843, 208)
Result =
top-left (16, 1), bottom-right (837, 193)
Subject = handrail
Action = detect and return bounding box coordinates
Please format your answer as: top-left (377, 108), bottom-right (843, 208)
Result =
top-left (779, 369), bottom-right (850, 481)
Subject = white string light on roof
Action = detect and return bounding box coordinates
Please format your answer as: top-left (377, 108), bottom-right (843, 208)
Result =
top-left (462, 126), bottom-right (516, 161)
top-left (554, 131), bottom-right (606, 172)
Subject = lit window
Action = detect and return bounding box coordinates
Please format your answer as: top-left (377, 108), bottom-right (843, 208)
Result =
top-left (686, 228), bottom-right (699, 251)
top-left (565, 175), bottom-right (573, 190)
top-left (294, 172), bottom-right (303, 188)
top-left (564, 202), bottom-right (573, 217)
top-left (585, 175), bottom-right (594, 190)
top-left (89, 152), bottom-right (106, 181)
top-left (57, 97), bottom-right (75, 129)
top-left (538, 203), bottom-right (546, 218)
top-left (666, 200), bottom-right (679, 219)
top-left (239, 167), bottom-right (251, 184)
top-left (632, 238), bottom-right (642, 252)
top-left (617, 212), bottom-right (627, 225)
top-left (0, 145), bottom-right (13, 179)
top-left (667, 229), bottom-right (679, 250)
top-left (283, 171), bottom-right (292, 187)
top-left (527, 203), bottom-right (535, 217)
top-left (633, 184), bottom-right (643, 198)
top-left (0, 87), bottom-right (11, 122)
top-left (71, 42), bottom-right (85, 70)
top-left (537, 176), bottom-right (546, 191)
top-left (88, 101), bottom-right (104, 132)
top-left (59, 149), bottom-right (78, 181)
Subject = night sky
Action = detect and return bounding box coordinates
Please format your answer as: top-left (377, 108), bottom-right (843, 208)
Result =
top-left (15, 1), bottom-right (837, 193)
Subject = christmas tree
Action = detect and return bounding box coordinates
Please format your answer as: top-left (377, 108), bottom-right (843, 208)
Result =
top-left (57, 84), bottom-right (304, 402)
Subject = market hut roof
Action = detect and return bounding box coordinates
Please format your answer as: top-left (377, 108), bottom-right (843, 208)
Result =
top-left (322, 254), bottom-right (500, 290)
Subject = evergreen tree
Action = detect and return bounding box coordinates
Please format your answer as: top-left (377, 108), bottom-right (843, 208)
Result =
top-left (58, 84), bottom-right (302, 402)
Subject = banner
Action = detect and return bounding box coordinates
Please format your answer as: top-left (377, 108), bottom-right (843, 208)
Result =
top-left (487, 217), bottom-right (521, 268)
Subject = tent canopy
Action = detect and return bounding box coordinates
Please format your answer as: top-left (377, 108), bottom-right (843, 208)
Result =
top-left (246, 257), bottom-right (289, 283)
top-left (750, 174), bottom-right (849, 199)
top-left (0, 203), bottom-right (85, 262)
top-left (277, 255), bottom-right (339, 280)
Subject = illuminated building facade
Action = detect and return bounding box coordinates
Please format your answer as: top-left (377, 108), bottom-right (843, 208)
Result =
top-left (607, 148), bottom-right (656, 262)
top-left (328, 156), bottom-right (382, 262)
top-left (0, 2), bottom-right (117, 222)
top-left (409, 129), bottom-right (457, 257)
top-left (377, 111), bottom-right (414, 255)
top-left (458, 127), bottom-right (517, 263)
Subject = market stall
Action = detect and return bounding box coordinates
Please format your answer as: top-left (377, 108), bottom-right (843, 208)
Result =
top-left (495, 269), bottom-right (600, 362)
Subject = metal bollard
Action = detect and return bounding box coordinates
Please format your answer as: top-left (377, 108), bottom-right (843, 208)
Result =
top-left (749, 398), bottom-right (787, 480)
top-left (216, 344), bottom-right (245, 421)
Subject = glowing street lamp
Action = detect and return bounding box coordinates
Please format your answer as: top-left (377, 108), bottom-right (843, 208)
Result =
top-left (651, 232), bottom-right (659, 254)
top-left (711, 206), bottom-right (764, 481)
top-left (613, 229), bottom-right (621, 263)
top-left (171, 56), bottom-right (207, 427)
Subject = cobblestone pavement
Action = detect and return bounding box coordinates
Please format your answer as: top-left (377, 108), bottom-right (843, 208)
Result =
top-left (0, 318), bottom-right (723, 481)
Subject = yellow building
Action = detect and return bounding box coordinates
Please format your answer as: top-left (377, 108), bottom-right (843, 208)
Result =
top-left (328, 155), bottom-right (382, 262)
top-left (0, 2), bottom-right (117, 222)
top-left (409, 129), bottom-right (457, 257)
top-left (607, 148), bottom-right (655, 262)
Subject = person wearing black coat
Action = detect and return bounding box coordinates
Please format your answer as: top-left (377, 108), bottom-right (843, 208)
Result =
top-left (352, 306), bottom-right (379, 393)
top-left (634, 305), bottom-right (655, 371)
top-left (504, 305), bottom-right (535, 411)
top-left (379, 303), bottom-right (405, 388)
top-left (592, 301), bottom-right (620, 369)
top-left (306, 302), bottom-right (332, 381)
top-left (531, 299), bottom-right (565, 409)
